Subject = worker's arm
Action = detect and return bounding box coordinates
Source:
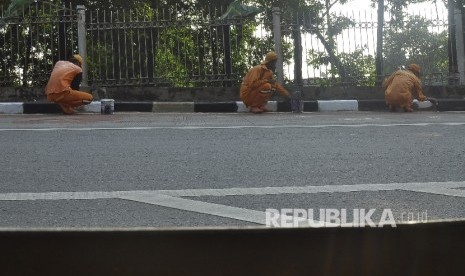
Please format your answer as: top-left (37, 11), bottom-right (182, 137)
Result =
top-left (70, 72), bottom-right (82, 90)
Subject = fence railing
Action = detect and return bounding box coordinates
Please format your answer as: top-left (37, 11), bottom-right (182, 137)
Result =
top-left (85, 7), bottom-right (245, 87)
top-left (0, 2), bottom-right (462, 88)
top-left (0, 2), bottom-right (78, 87)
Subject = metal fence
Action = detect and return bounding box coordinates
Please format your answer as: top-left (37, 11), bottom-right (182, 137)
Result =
top-left (85, 6), bottom-right (246, 87)
top-left (0, 2), bottom-right (78, 87)
top-left (0, 1), bottom-right (461, 88)
top-left (281, 7), bottom-right (452, 86)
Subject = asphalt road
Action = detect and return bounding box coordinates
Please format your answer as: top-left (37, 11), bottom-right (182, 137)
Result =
top-left (1, 111), bottom-right (465, 228)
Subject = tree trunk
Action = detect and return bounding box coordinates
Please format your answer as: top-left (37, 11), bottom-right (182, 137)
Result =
top-left (313, 29), bottom-right (347, 81)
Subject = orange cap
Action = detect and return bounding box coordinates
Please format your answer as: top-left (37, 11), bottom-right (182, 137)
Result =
top-left (407, 64), bottom-right (421, 75)
top-left (261, 51), bottom-right (277, 65)
top-left (71, 54), bottom-right (83, 66)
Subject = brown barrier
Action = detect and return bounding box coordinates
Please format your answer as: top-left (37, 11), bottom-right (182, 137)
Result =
top-left (1, 220), bottom-right (464, 276)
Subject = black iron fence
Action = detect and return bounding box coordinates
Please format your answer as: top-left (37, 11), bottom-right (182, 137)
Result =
top-left (0, 1), bottom-right (460, 88)
top-left (0, 2), bottom-right (77, 87)
top-left (86, 7), bottom-right (245, 87)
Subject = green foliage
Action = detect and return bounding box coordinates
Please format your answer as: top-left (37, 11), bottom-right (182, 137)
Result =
top-left (0, 0), bottom-right (455, 88)
top-left (87, 42), bottom-right (113, 84)
top-left (383, 15), bottom-right (449, 79)
top-left (308, 48), bottom-right (376, 86)
top-left (154, 27), bottom-right (195, 87)
top-left (1, 0), bottom-right (78, 87)
top-left (338, 49), bottom-right (376, 86)
top-left (327, 15), bottom-right (355, 36)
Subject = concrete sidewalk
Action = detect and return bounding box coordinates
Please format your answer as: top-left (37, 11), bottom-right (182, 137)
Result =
top-left (1, 99), bottom-right (465, 114)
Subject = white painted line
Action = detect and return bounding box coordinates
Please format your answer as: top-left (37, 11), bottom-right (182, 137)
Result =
top-left (2, 181), bottom-right (464, 226)
top-left (405, 187), bottom-right (465, 198)
top-left (2, 181), bottom-right (465, 201)
top-left (0, 103), bottom-right (23, 114)
top-left (0, 191), bottom-right (125, 201)
top-left (318, 100), bottom-right (358, 112)
top-left (1, 122), bottom-right (465, 132)
top-left (158, 184), bottom-right (393, 197)
top-left (159, 181), bottom-right (465, 197)
top-left (120, 193), bottom-right (267, 225)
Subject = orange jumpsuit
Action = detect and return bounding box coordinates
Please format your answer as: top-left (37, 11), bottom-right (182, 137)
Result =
top-left (45, 61), bottom-right (93, 114)
top-left (240, 64), bottom-right (290, 109)
top-left (383, 70), bottom-right (426, 112)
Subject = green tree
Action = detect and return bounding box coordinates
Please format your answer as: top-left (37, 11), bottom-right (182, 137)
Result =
top-left (0, 0), bottom-right (454, 87)
top-left (1, 0), bottom-right (79, 86)
top-left (383, 14), bottom-right (448, 83)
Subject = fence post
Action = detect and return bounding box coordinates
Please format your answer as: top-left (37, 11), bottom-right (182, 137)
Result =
top-left (272, 7), bottom-right (284, 83)
top-left (455, 8), bottom-right (465, 85)
top-left (77, 5), bottom-right (88, 87)
top-left (448, 3), bottom-right (459, 85)
top-left (293, 15), bottom-right (303, 87)
top-left (375, 0), bottom-right (384, 86)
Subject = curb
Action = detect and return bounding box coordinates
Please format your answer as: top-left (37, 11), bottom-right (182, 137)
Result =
top-left (0, 99), bottom-right (463, 114)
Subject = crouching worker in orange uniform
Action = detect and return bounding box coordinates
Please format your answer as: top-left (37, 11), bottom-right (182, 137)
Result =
top-left (240, 51), bottom-right (291, 113)
top-left (382, 63), bottom-right (427, 112)
top-left (45, 54), bottom-right (93, 114)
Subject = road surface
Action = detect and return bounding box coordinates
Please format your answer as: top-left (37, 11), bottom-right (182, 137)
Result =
top-left (1, 111), bottom-right (464, 228)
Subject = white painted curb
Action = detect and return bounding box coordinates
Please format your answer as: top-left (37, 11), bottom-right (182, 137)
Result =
top-left (266, 101), bottom-right (278, 112)
top-left (318, 100), bottom-right (358, 112)
top-left (0, 103), bottom-right (23, 114)
top-left (236, 102), bottom-right (249, 113)
top-left (236, 101), bottom-right (278, 113)
top-left (413, 99), bottom-right (433, 109)
top-left (83, 101), bottom-right (102, 113)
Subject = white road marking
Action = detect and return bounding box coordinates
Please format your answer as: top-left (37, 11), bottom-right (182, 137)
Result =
top-left (2, 181), bottom-right (465, 201)
top-left (0, 122), bottom-right (465, 132)
top-left (120, 193), bottom-right (268, 225)
top-left (1, 181), bottom-right (464, 225)
top-left (158, 181), bottom-right (465, 197)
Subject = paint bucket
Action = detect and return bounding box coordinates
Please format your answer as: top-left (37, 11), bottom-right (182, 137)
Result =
top-left (100, 99), bottom-right (114, 114)
top-left (290, 90), bottom-right (303, 113)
